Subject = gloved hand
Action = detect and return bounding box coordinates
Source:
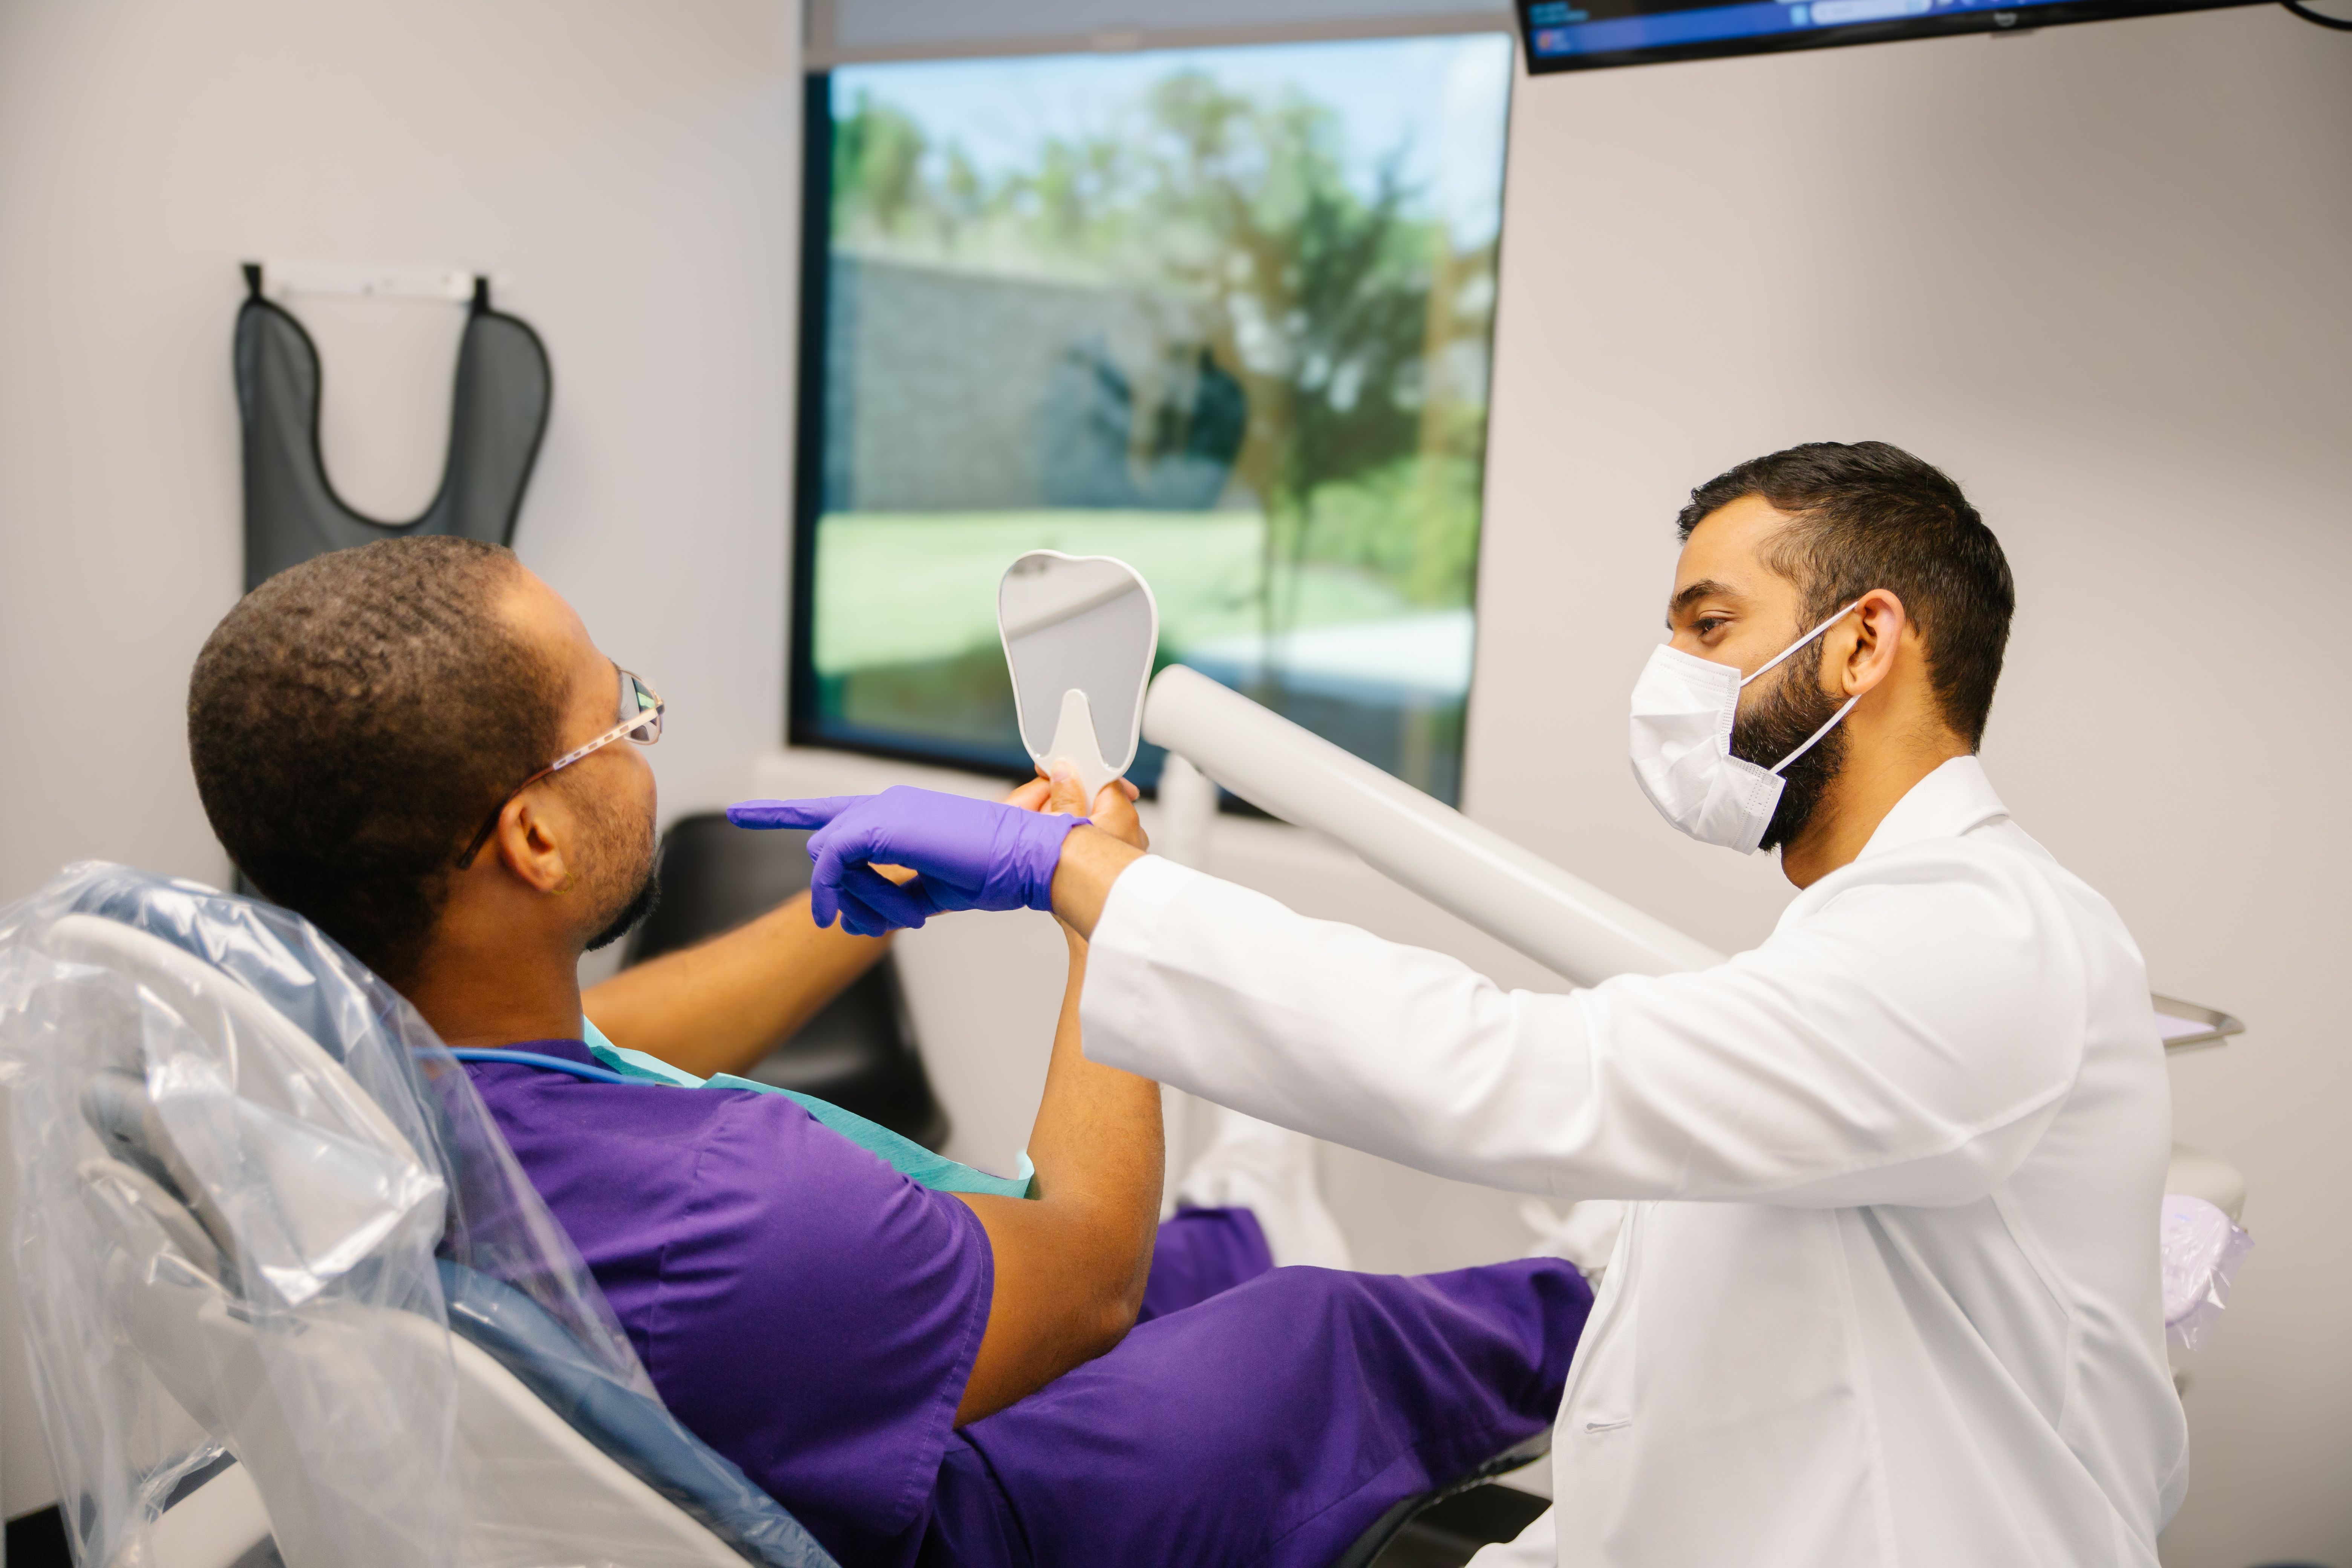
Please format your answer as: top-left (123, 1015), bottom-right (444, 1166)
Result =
top-left (727, 786), bottom-right (1086, 936)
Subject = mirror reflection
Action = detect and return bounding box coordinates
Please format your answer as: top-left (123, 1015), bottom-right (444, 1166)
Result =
top-left (997, 551), bottom-right (1158, 792)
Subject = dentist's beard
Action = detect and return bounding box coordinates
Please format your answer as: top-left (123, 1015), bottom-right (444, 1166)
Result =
top-left (1730, 643), bottom-right (1849, 854)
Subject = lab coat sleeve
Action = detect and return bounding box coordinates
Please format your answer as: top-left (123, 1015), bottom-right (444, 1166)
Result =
top-left (1079, 850), bottom-right (2087, 1207)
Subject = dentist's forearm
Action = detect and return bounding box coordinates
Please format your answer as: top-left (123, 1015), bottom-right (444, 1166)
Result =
top-left (1050, 827), bottom-right (1146, 939)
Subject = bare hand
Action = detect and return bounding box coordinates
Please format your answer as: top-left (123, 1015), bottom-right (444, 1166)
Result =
top-left (1049, 768), bottom-right (1147, 853)
top-left (1004, 769), bottom-right (1148, 851)
top-left (1001, 776), bottom-right (1055, 813)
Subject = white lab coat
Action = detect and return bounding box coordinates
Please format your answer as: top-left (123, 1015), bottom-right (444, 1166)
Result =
top-left (1080, 757), bottom-right (2186, 1567)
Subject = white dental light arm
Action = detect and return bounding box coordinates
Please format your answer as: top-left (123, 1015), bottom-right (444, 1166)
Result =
top-left (1141, 665), bottom-right (1725, 986)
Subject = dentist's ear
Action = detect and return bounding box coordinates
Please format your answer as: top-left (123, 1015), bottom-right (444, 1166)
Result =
top-left (1837, 589), bottom-right (1911, 698)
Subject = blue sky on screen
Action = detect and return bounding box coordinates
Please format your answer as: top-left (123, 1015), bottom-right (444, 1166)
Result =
top-left (832, 34), bottom-right (1515, 247)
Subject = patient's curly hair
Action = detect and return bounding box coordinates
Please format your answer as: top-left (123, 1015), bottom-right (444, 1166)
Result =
top-left (187, 538), bottom-right (565, 983)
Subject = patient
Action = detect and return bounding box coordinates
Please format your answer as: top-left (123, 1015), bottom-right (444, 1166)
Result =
top-left (184, 537), bottom-right (1590, 1568)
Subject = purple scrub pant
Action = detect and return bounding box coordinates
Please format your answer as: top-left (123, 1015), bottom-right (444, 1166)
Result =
top-left (919, 1208), bottom-right (1588, 1568)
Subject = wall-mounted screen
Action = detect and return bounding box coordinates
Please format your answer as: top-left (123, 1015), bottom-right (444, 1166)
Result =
top-left (1516, 0), bottom-right (2255, 72)
top-left (791, 35), bottom-right (1514, 804)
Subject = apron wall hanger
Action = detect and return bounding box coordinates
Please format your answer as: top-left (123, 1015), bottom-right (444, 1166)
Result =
top-left (243, 257), bottom-right (508, 307)
top-left (233, 258), bottom-right (551, 591)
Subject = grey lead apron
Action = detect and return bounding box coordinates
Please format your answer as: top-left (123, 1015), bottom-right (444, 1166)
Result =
top-left (233, 263), bottom-right (551, 591)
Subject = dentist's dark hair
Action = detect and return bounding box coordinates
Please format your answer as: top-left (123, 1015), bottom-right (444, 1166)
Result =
top-left (187, 537), bottom-right (565, 984)
top-left (1677, 441), bottom-right (2015, 748)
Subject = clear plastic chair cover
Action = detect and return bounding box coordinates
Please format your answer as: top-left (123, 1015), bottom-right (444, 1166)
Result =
top-left (2160, 1193), bottom-right (2253, 1353)
top-left (0, 863), bottom-right (666, 1567)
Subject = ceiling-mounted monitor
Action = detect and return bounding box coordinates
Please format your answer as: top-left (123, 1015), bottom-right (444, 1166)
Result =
top-left (1515, 0), bottom-right (2252, 71)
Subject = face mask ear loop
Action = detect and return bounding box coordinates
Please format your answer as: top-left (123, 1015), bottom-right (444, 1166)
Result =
top-left (1735, 596), bottom-right (1868, 774)
top-left (1769, 691), bottom-right (1862, 777)
top-left (1738, 599), bottom-right (1869, 689)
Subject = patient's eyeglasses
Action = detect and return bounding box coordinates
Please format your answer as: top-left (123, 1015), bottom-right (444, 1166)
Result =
top-left (455, 668), bottom-right (665, 870)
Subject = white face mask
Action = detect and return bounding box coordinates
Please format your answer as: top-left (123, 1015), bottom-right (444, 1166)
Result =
top-left (1628, 600), bottom-right (1865, 854)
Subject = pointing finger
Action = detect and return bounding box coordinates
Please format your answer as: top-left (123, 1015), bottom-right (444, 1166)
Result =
top-left (727, 796), bottom-right (865, 831)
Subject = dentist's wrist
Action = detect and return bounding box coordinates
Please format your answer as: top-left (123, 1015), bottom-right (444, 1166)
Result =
top-left (1050, 825), bottom-right (1145, 940)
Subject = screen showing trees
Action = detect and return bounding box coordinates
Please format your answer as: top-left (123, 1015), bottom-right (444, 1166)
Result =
top-left (797, 36), bottom-right (1514, 804)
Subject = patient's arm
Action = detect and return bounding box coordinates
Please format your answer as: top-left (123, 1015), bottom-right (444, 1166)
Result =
top-left (581, 892), bottom-right (890, 1080)
top-left (951, 776), bottom-right (1164, 1424)
top-left (585, 783), bottom-right (1057, 1076)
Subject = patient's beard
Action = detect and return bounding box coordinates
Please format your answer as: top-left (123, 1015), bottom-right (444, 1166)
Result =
top-left (1730, 640), bottom-right (1848, 855)
top-left (576, 789), bottom-right (662, 954)
top-left (586, 871), bottom-right (659, 953)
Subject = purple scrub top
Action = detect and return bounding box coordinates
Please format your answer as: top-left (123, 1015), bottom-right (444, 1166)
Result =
top-left (464, 1038), bottom-right (993, 1563)
top-left (469, 1038), bottom-right (1589, 1568)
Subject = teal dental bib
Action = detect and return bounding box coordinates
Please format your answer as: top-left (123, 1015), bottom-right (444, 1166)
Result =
top-left (582, 1021), bottom-right (1034, 1200)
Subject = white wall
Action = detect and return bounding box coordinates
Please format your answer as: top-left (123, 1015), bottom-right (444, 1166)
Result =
top-left (0, 0), bottom-right (802, 1517)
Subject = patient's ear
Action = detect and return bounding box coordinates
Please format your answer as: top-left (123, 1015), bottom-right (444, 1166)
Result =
top-left (493, 791), bottom-right (573, 895)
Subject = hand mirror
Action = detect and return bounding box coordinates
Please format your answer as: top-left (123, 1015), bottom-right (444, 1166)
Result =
top-left (998, 550), bottom-right (1159, 802)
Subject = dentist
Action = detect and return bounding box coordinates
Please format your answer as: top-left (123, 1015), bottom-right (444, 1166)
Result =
top-left (737, 441), bottom-right (2187, 1568)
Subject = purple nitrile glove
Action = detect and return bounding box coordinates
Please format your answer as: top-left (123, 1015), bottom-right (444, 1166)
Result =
top-left (726, 787), bottom-right (1086, 937)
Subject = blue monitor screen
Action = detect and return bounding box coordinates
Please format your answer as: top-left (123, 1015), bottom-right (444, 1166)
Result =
top-left (1516, 0), bottom-right (2252, 70)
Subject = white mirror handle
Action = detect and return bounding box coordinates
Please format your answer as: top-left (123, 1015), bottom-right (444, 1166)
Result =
top-left (1044, 688), bottom-right (1119, 804)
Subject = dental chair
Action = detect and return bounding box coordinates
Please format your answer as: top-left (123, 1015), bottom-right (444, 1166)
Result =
top-left (2, 867), bottom-right (835, 1568)
top-left (73, 1151), bottom-right (815, 1568)
top-left (2, 868), bottom-right (1543, 1568)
